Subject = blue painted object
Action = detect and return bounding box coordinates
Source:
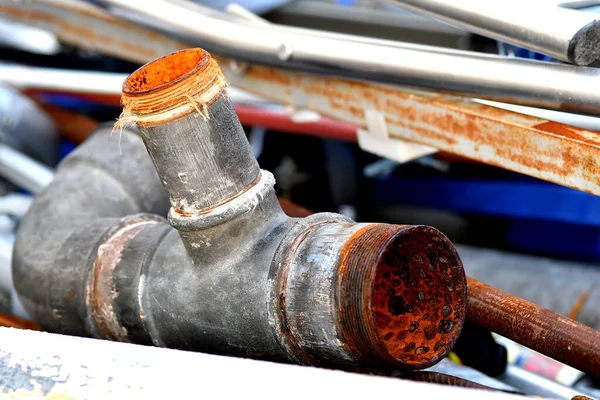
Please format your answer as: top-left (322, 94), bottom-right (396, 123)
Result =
top-left (506, 219), bottom-right (600, 259)
top-left (373, 175), bottom-right (600, 258)
top-left (374, 176), bottom-right (600, 227)
top-left (59, 140), bottom-right (77, 160)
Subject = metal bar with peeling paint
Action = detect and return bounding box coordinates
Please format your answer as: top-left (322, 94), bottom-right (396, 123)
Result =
top-left (223, 63), bottom-right (600, 197)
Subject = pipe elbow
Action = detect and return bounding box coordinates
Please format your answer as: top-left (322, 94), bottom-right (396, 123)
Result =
top-left (13, 126), bottom-right (170, 333)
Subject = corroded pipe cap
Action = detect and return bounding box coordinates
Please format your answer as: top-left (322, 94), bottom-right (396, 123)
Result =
top-left (338, 224), bottom-right (466, 369)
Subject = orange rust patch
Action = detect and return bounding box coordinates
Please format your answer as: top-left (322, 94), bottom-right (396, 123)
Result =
top-left (174, 208), bottom-right (192, 217)
top-left (337, 224), bottom-right (466, 369)
top-left (245, 66), bottom-right (293, 86)
top-left (124, 48), bottom-right (207, 94)
top-left (89, 219), bottom-right (157, 341)
top-left (534, 121), bottom-right (578, 138)
top-left (569, 291), bottom-right (590, 321)
top-left (120, 48), bottom-right (226, 125)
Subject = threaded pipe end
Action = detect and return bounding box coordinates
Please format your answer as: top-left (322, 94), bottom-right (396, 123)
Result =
top-left (121, 48), bottom-right (226, 125)
top-left (337, 224), bottom-right (466, 369)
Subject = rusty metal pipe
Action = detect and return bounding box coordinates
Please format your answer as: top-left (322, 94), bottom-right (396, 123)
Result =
top-left (14, 48), bottom-right (468, 371)
top-left (467, 277), bottom-right (600, 378)
top-left (400, 371), bottom-right (504, 392)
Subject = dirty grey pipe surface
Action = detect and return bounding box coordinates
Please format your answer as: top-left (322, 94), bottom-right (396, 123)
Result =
top-left (385, 0), bottom-right (600, 66)
top-left (136, 95), bottom-right (260, 213)
top-left (12, 124), bottom-right (170, 330)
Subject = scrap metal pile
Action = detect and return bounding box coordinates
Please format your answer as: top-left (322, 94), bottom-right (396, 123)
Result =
top-left (0, 0), bottom-right (600, 399)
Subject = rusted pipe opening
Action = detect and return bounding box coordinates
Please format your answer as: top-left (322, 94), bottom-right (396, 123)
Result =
top-left (338, 224), bottom-right (466, 369)
top-left (120, 48), bottom-right (226, 122)
top-left (123, 48), bottom-right (208, 95)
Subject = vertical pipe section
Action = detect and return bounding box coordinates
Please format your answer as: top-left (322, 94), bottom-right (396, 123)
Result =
top-left (467, 277), bottom-right (600, 378)
top-left (120, 48), bottom-right (260, 214)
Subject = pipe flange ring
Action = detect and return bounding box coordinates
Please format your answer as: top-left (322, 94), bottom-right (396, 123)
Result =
top-left (168, 170), bottom-right (275, 231)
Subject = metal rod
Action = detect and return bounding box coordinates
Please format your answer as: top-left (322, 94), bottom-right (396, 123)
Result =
top-left (0, 16), bottom-right (60, 55)
top-left (0, 143), bottom-right (54, 194)
top-left (0, 312), bottom-right (39, 331)
top-left (4, 0), bottom-right (600, 114)
top-left (467, 277), bottom-right (600, 378)
top-left (6, 62), bottom-right (600, 135)
top-left (458, 244), bottom-right (600, 331)
top-left (0, 63), bottom-right (127, 96)
top-left (385, 0), bottom-right (600, 66)
top-left (85, 0), bottom-right (600, 114)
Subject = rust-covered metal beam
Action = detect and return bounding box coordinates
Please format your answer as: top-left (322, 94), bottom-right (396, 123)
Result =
top-left (224, 63), bottom-right (600, 197)
top-left (0, 0), bottom-right (187, 65)
top-left (467, 277), bottom-right (600, 378)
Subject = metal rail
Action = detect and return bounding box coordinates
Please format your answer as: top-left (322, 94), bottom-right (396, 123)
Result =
top-left (96, 0), bottom-right (600, 114)
top-left (386, 0), bottom-right (600, 66)
top-left (8, 0), bottom-right (599, 115)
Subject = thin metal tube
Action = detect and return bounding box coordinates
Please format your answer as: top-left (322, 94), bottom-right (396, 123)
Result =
top-left (467, 277), bottom-right (600, 378)
top-left (96, 0), bottom-right (600, 115)
top-left (6, 63), bottom-right (600, 134)
top-left (0, 17), bottom-right (60, 55)
top-left (386, 0), bottom-right (600, 66)
top-left (500, 365), bottom-right (586, 399)
top-left (0, 143), bottom-right (54, 194)
top-left (0, 63), bottom-right (127, 95)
